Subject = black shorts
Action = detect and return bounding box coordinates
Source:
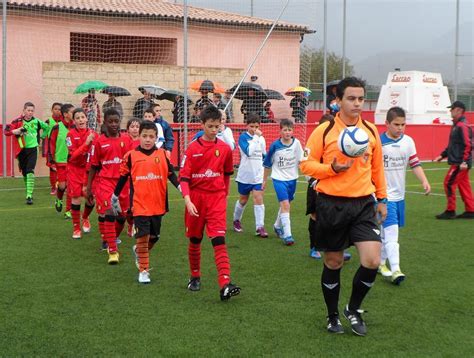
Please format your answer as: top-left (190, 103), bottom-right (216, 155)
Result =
top-left (17, 147), bottom-right (37, 175)
top-left (311, 193), bottom-right (381, 252)
top-left (134, 215), bottom-right (163, 238)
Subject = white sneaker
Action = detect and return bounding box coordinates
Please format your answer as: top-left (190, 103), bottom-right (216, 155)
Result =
top-left (378, 264), bottom-right (392, 277)
top-left (138, 270), bottom-right (151, 284)
top-left (132, 244), bottom-right (139, 269)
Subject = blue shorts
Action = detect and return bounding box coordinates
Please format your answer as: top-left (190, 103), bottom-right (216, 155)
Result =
top-left (272, 179), bottom-right (297, 202)
top-left (237, 182), bottom-right (263, 196)
top-left (383, 200), bottom-right (405, 228)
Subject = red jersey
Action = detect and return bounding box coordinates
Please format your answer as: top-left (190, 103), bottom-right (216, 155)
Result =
top-left (179, 138), bottom-right (234, 193)
top-left (89, 133), bottom-right (132, 179)
top-left (67, 128), bottom-right (98, 183)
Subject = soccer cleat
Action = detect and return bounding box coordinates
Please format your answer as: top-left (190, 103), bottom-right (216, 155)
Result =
top-left (50, 188), bottom-right (57, 195)
top-left (282, 236), bottom-right (295, 246)
top-left (310, 248), bottom-right (322, 259)
top-left (100, 241), bottom-right (108, 251)
top-left (82, 219), bottom-right (91, 233)
top-left (64, 211), bottom-right (72, 220)
top-left (233, 220), bottom-right (243, 233)
top-left (378, 264), bottom-right (392, 277)
top-left (456, 211), bottom-right (474, 219)
top-left (55, 199), bottom-right (63, 212)
top-left (327, 314), bottom-right (344, 334)
top-left (343, 305), bottom-right (367, 336)
top-left (220, 282), bottom-right (241, 301)
top-left (435, 210), bottom-right (456, 220)
top-left (255, 227), bottom-right (269, 238)
top-left (26, 197), bottom-right (33, 205)
top-left (273, 225), bottom-right (284, 239)
top-left (391, 270), bottom-right (406, 285)
top-left (187, 277), bottom-right (201, 292)
top-left (132, 244), bottom-right (139, 269)
top-left (343, 251), bottom-right (352, 262)
top-left (72, 230), bottom-right (82, 240)
top-left (107, 250), bottom-right (119, 265)
top-left (138, 270), bottom-right (151, 284)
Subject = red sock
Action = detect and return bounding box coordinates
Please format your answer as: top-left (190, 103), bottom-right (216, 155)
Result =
top-left (115, 216), bottom-right (125, 238)
top-left (188, 238), bottom-right (202, 278)
top-left (98, 216), bottom-right (105, 241)
top-left (71, 204), bottom-right (81, 232)
top-left (104, 217), bottom-right (117, 252)
top-left (49, 169), bottom-right (57, 190)
top-left (213, 243), bottom-right (231, 288)
top-left (57, 187), bottom-right (65, 200)
top-left (66, 194), bottom-right (72, 212)
top-left (82, 203), bottom-right (94, 219)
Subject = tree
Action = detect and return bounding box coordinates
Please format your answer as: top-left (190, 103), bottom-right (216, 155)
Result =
top-left (300, 47), bottom-right (354, 88)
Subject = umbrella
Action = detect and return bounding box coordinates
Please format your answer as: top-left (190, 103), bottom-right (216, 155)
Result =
top-left (101, 86), bottom-right (131, 97)
top-left (228, 82), bottom-right (268, 101)
top-left (264, 89), bottom-right (285, 100)
top-left (139, 85), bottom-right (167, 97)
top-left (325, 80), bottom-right (340, 92)
top-left (285, 86), bottom-right (312, 96)
top-left (155, 90), bottom-right (193, 104)
top-left (190, 80), bottom-right (225, 93)
top-left (73, 80), bottom-right (109, 94)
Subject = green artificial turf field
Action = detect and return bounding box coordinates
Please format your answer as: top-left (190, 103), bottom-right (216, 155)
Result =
top-left (0, 162), bottom-right (472, 356)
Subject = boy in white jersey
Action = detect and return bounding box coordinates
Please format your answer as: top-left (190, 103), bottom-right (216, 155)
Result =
top-left (380, 107), bottom-right (431, 284)
top-left (263, 119), bottom-right (304, 245)
top-left (233, 114), bottom-right (268, 237)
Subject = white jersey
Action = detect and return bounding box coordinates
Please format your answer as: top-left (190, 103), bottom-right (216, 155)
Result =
top-left (263, 137), bottom-right (303, 181)
top-left (155, 122), bottom-right (165, 149)
top-left (192, 126), bottom-right (235, 151)
top-left (236, 131), bottom-right (266, 184)
top-left (381, 133), bottom-right (420, 201)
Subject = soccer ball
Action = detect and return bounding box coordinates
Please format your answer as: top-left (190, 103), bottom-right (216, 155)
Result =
top-left (337, 127), bottom-right (369, 158)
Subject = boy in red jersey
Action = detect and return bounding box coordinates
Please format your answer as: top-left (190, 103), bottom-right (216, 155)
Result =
top-left (179, 106), bottom-right (240, 301)
top-left (86, 109), bottom-right (131, 264)
top-left (44, 102), bottom-right (62, 195)
top-left (112, 121), bottom-right (180, 284)
top-left (67, 108), bottom-right (98, 239)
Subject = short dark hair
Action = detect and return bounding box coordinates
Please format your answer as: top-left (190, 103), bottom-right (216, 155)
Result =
top-left (72, 108), bottom-right (86, 119)
top-left (23, 102), bottom-right (35, 109)
top-left (104, 108), bottom-right (121, 121)
top-left (150, 103), bottom-right (161, 110)
top-left (61, 103), bottom-right (74, 116)
top-left (51, 102), bottom-right (62, 109)
top-left (246, 113), bottom-right (261, 124)
top-left (280, 118), bottom-right (294, 129)
top-left (336, 77), bottom-right (366, 99)
top-left (386, 106), bottom-right (406, 123)
top-left (200, 105), bottom-right (221, 123)
top-left (139, 120), bottom-right (158, 135)
top-left (213, 93), bottom-right (222, 99)
top-left (319, 114), bottom-right (334, 125)
top-left (127, 117), bottom-right (142, 129)
top-left (144, 108), bottom-right (155, 117)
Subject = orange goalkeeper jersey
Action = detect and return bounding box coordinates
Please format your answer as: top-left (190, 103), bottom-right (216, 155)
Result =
top-left (300, 114), bottom-right (387, 199)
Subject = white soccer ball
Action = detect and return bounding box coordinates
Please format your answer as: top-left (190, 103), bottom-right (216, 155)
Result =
top-left (337, 127), bottom-right (369, 158)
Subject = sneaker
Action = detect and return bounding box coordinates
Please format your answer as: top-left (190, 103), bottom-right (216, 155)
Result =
top-left (107, 250), bottom-right (119, 265)
top-left (64, 211), bottom-right (72, 220)
top-left (310, 248), bottom-right (322, 259)
top-left (138, 270), bottom-right (151, 284)
top-left (282, 236), bottom-right (294, 246)
top-left (233, 220), bottom-right (243, 233)
top-left (343, 304), bottom-right (367, 336)
top-left (187, 277), bottom-right (201, 291)
top-left (255, 227), bottom-right (269, 238)
top-left (26, 197), bottom-right (33, 205)
top-left (55, 199), bottom-right (63, 212)
top-left (72, 229), bottom-right (81, 240)
top-left (456, 211), bottom-right (474, 219)
top-left (127, 224), bottom-right (134, 237)
top-left (100, 241), bottom-right (108, 251)
top-left (273, 225), bottom-right (284, 238)
top-left (82, 219), bottom-right (91, 233)
top-left (50, 188), bottom-right (57, 195)
top-left (343, 251), bottom-right (352, 262)
top-left (435, 210), bottom-right (456, 220)
top-left (378, 264), bottom-right (392, 277)
top-left (132, 244), bottom-right (139, 269)
top-left (391, 270), bottom-right (406, 285)
top-left (327, 314), bottom-right (344, 334)
top-left (220, 282), bottom-right (241, 301)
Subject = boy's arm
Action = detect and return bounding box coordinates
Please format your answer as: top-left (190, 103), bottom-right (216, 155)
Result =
top-left (407, 138), bottom-right (430, 194)
top-left (48, 125), bottom-right (59, 164)
top-left (223, 147), bottom-right (234, 195)
top-left (4, 119), bottom-right (22, 136)
top-left (86, 166), bottom-right (98, 204)
top-left (262, 167), bottom-right (271, 190)
top-left (166, 156), bottom-right (180, 191)
top-left (163, 121), bottom-right (175, 152)
top-left (412, 166), bottom-right (431, 194)
top-left (262, 142), bottom-right (274, 190)
top-left (221, 128), bottom-right (235, 150)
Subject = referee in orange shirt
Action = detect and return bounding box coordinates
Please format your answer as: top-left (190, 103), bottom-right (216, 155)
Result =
top-left (300, 77), bottom-right (387, 336)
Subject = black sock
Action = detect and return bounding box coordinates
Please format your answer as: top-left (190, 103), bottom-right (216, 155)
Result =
top-left (348, 265), bottom-right (378, 311)
top-left (321, 264), bottom-right (341, 316)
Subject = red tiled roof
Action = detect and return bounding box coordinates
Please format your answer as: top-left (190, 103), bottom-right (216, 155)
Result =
top-left (8, 0), bottom-right (313, 33)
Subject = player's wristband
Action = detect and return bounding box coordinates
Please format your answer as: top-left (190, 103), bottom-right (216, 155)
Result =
top-left (377, 198), bottom-right (387, 204)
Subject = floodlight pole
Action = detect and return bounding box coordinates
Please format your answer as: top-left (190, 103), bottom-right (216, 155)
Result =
top-left (323, 0), bottom-right (327, 113)
top-left (2, 0), bottom-right (7, 177)
top-left (183, 0), bottom-right (189, 149)
top-left (342, 0), bottom-right (346, 78)
top-left (454, 0), bottom-right (459, 100)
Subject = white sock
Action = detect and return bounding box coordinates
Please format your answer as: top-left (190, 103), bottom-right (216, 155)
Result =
top-left (380, 228), bottom-right (387, 265)
top-left (254, 204), bottom-right (265, 229)
top-left (384, 225), bottom-right (400, 272)
top-left (280, 212), bottom-right (291, 238)
top-left (274, 208), bottom-right (282, 228)
top-left (233, 201), bottom-right (246, 221)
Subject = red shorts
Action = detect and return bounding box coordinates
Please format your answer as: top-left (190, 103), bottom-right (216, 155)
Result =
top-left (94, 177), bottom-right (130, 215)
top-left (56, 164), bottom-right (67, 183)
top-left (185, 190), bottom-right (227, 238)
top-left (67, 165), bottom-right (86, 198)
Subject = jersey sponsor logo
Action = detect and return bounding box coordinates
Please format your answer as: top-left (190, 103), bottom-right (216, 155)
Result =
top-left (192, 169), bottom-right (221, 179)
top-left (66, 137), bottom-right (72, 147)
top-left (136, 172), bottom-right (163, 181)
top-left (102, 157), bottom-right (122, 165)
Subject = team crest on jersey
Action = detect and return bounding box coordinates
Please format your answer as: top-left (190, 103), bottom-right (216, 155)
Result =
top-left (215, 149), bottom-right (220, 157)
top-left (155, 157), bottom-right (160, 164)
top-left (120, 142), bottom-right (124, 148)
top-left (66, 137), bottom-right (72, 147)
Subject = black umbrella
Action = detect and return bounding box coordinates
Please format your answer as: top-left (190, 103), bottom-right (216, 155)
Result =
top-left (263, 89), bottom-right (285, 100)
top-left (325, 80), bottom-right (341, 92)
top-left (101, 86), bottom-right (131, 96)
top-left (156, 90), bottom-right (193, 104)
top-left (228, 82), bottom-right (268, 101)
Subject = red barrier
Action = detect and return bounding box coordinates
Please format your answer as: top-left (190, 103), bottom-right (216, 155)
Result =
top-left (0, 124), bottom-right (15, 177)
